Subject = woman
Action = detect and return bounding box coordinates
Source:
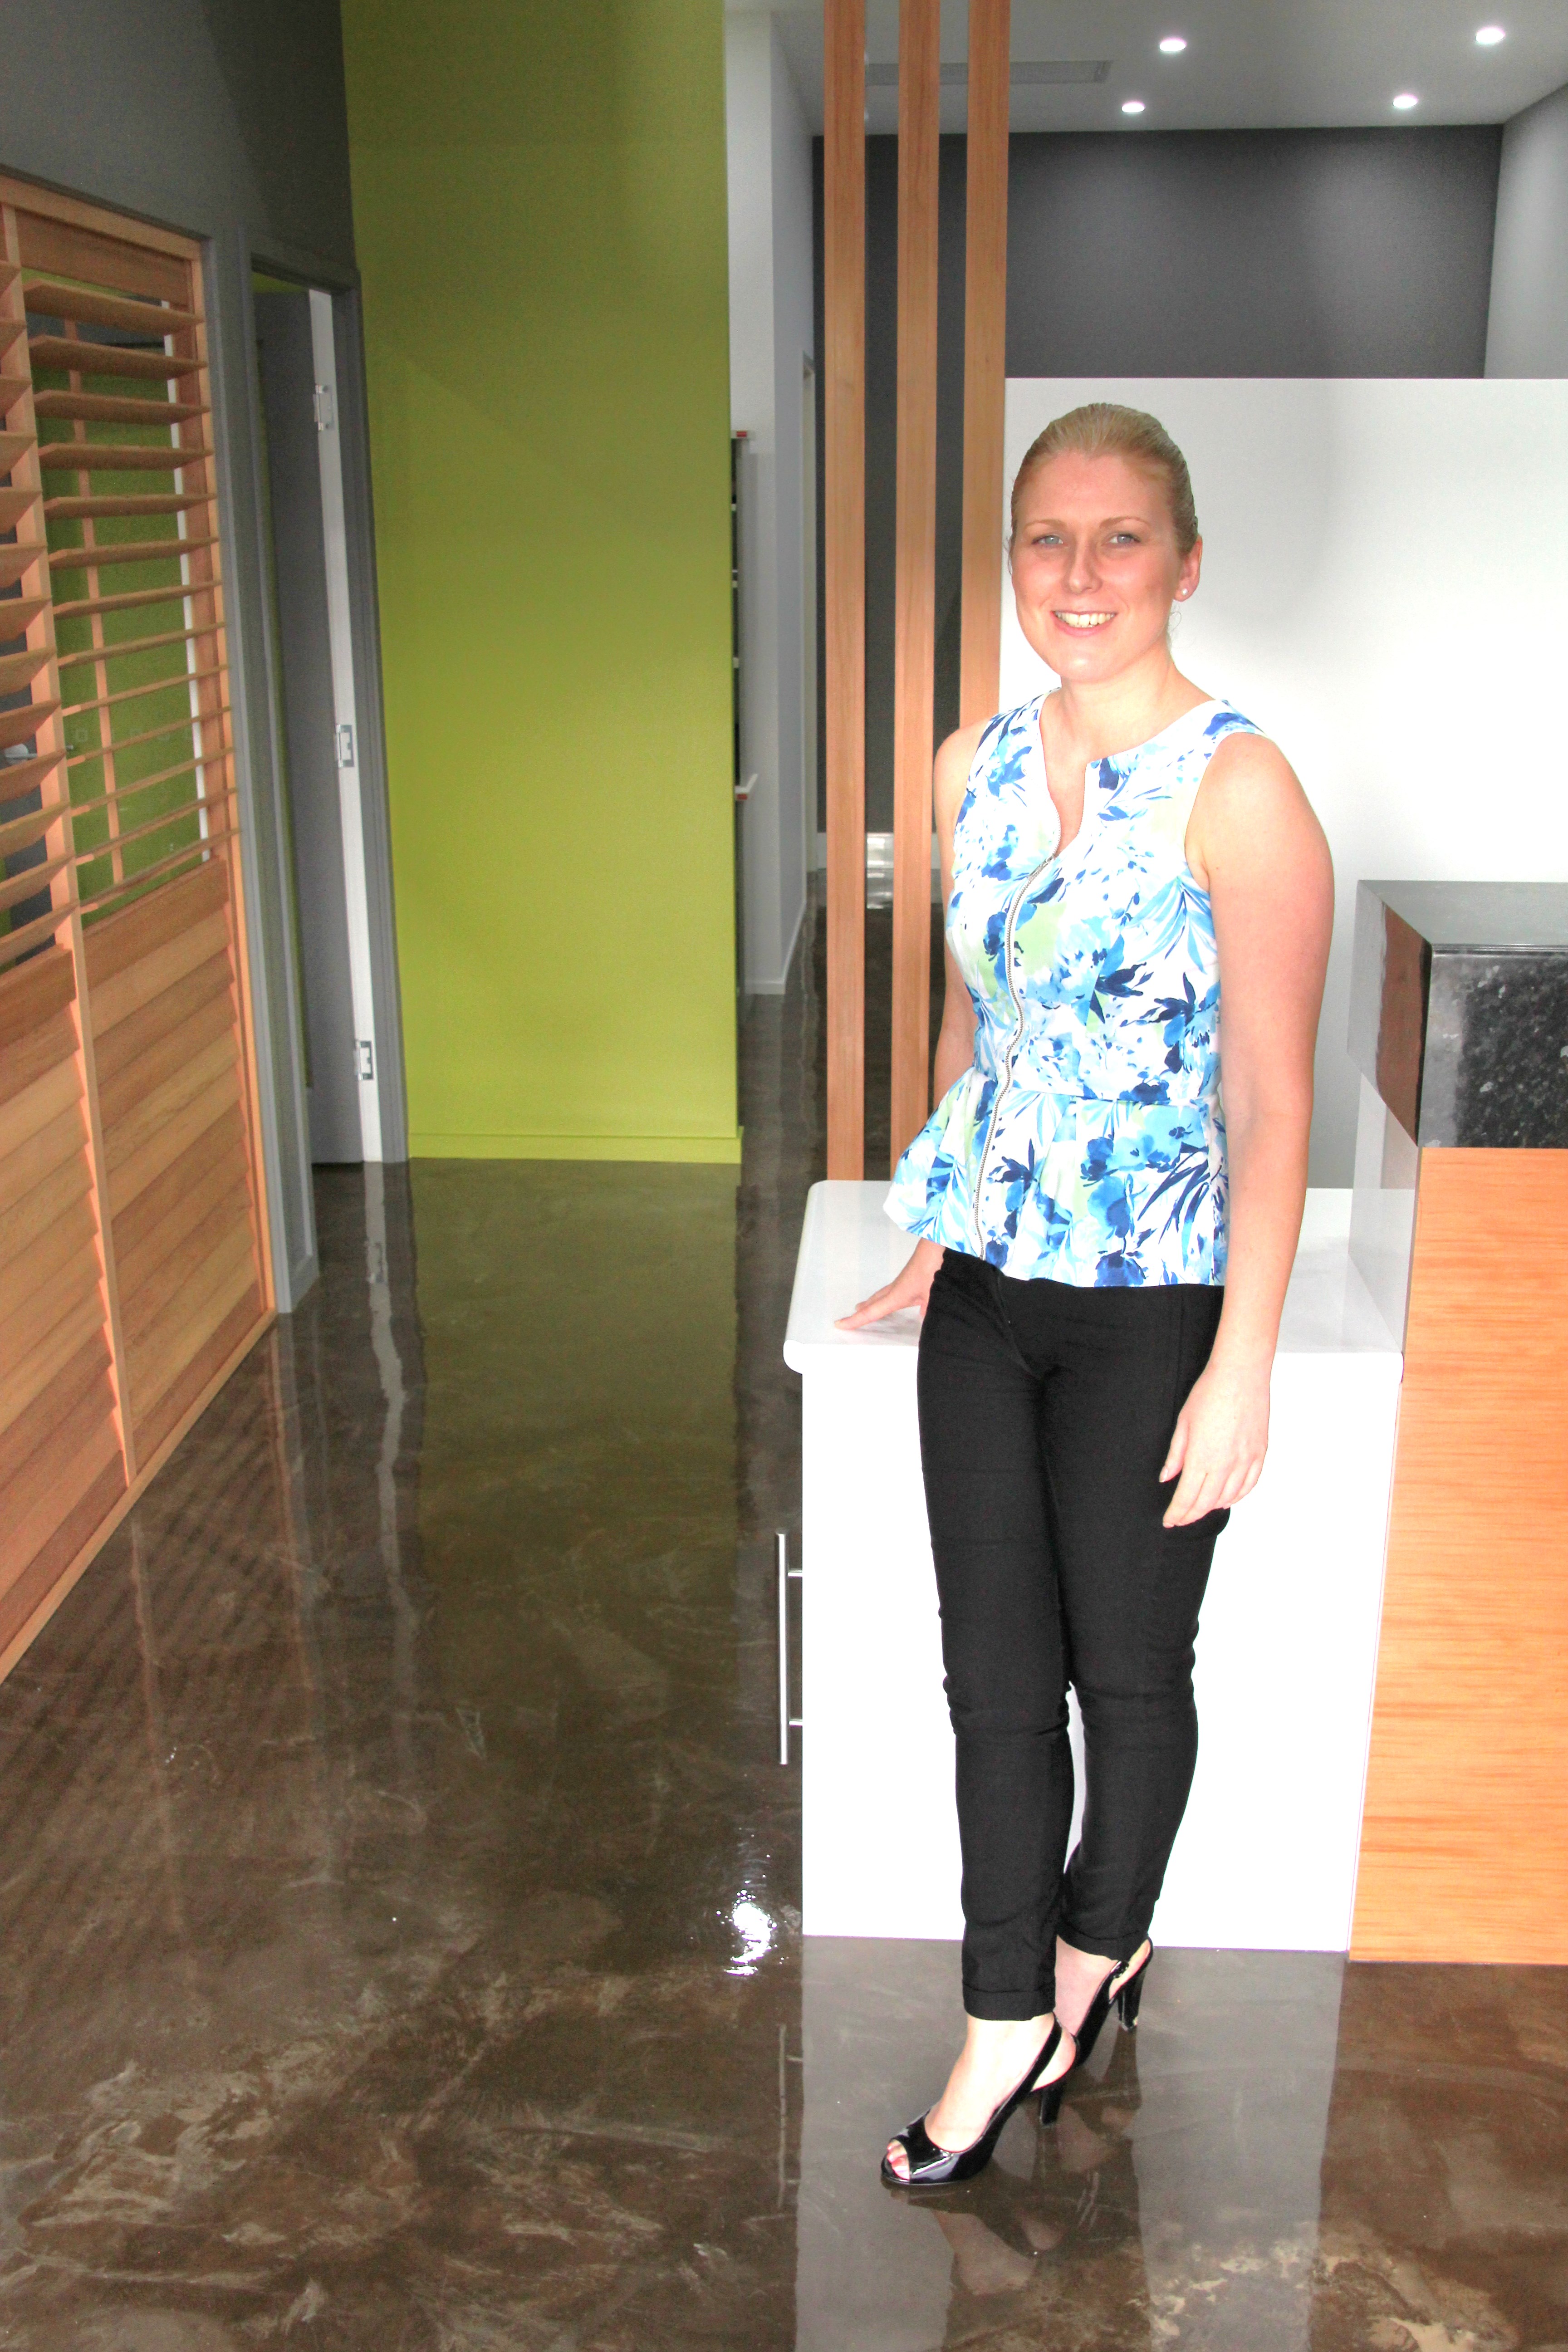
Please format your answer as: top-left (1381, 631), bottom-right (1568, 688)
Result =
top-left (838, 404), bottom-right (1333, 2187)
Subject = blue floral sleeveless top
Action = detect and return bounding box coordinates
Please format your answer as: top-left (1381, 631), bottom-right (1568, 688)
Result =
top-left (887, 694), bottom-right (1260, 1287)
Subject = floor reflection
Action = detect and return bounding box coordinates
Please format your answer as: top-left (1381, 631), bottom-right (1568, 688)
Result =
top-left (0, 895), bottom-right (1563, 2348)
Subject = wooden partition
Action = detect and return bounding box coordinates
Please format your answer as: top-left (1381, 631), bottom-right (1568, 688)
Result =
top-left (1351, 1149), bottom-right (1568, 1961)
top-left (959, 0), bottom-right (1010, 729)
top-left (0, 178), bottom-right (272, 1678)
top-left (824, 0), bottom-right (867, 1179)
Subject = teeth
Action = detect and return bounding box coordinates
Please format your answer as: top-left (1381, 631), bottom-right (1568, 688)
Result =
top-left (1056, 611), bottom-right (1113, 630)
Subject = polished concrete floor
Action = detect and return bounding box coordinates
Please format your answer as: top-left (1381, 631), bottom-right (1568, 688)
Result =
top-left (0, 906), bottom-right (1565, 2348)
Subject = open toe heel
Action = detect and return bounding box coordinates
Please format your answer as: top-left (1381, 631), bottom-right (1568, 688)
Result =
top-left (1117, 1968), bottom-right (1146, 2031)
top-left (882, 2021), bottom-right (1065, 2188)
top-left (1066, 1941), bottom-right (1153, 2074)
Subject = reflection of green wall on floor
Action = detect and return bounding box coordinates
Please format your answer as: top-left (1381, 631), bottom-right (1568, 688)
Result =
top-left (341, 0), bottom-right (738, 1161)
top-left (408, 1164), bottom-right (738, 1769)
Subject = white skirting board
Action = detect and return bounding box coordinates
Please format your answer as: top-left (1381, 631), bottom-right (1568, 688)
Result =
top-left (784, 1184), bottom-right (1402, 1953)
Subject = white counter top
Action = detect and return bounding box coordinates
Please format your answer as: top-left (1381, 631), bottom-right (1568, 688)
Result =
top-left (785, 1184), bottom-right (1401, 1371)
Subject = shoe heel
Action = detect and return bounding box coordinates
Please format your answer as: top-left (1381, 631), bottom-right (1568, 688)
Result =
top-left (1117, 1973), bottom-right (1145, 2032)
top-left (1039, 2076), bottom-right (1067, 2126)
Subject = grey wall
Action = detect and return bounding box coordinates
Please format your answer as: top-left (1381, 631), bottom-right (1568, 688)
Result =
top-left (816, 124), bottom-right (1504, 829)
top-left (0, 0), bottom-right (377, 1305)
top-left (1486, 79), bottom-right (1568, 374)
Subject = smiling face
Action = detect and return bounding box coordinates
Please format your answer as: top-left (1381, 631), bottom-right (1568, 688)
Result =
top-left (1009, 450), bottom-right (1202, 685)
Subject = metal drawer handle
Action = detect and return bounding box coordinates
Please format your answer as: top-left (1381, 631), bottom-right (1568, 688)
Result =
top-left (777, 1531), bottom-right (803, 1765)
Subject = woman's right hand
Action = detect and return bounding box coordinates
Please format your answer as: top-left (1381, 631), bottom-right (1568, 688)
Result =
top-left (835, 1240), bottom-right (946, 1330)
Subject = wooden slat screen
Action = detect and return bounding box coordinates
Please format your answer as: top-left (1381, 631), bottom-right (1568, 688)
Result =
top-left (0, 177), bottom-right (273, 1678)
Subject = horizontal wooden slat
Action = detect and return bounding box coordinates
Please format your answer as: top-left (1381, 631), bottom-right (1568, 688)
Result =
top-left (0, 484), bottom-right (38, 532)
top-left (0, 1054), bottom-right (79, 1164)
top-left (120, 1176), bottom-right (250, 1345)
top-left (132, 1288), bottom-right (264, 1468)
top-left (108, 1058), bottom-right (239, 1217)
top-left (59, 616), bottom-right (206, 672)
top-left (54, 580), bottom-right (212, 624)
top-left (0, 594), bottom-right (51, 636)
top-left (0, 698), bottom-right (59, 752)
top-left (28, 335), bottom-right (203, 383)
top-left (0, 1193), bottom-right (98, 1329)
top-left (0, 1409), bottom-right (122, 1601)
top-left (0, 317), bottom-right (26, 361)
top-left (0, 845), bottom-right (70, 917)
top-left (39, 440), bottom-right (212, 478)
top-left (44, 491), bottom-right (205, 523)
top-left (103, 1029), bottom-right (235, 1176)
top-left (0, 1281), bottom-right (104, 1439)
top-left (0, 898), bottom-right (69, 972)
top-left (70, 708), bottom-right (229, 774)
top-left (0, 1001), bottom-right (77, 1115)
top-left (91, 946), bottom-right (231, 1087)
top-left (0, 1100), bottom-right (86, 1220)
top-left (0, 1455), bottom-right (126, 1664)
top-left (83, 853), bottom-right (227, 994)
top-left (98, 980), bottom-right (235, 1133)
top-left (60, 655), bottom-right (223, 720)
top-left (23, 278), bottom-right (197, 337)
top-left (0, 646), bottom-right (54, 695)
top-left (129, 1232), bottom-right (256, 1430)
top-left (0, 1131), bottom-right (92, 1268)
top-left (75, 835), bottom-right (232, 937)
top-left (0, 375), bottom-right (33, 421)
top-left (0, 1329), bottom-right (109, 1498)
top-left (65, 783), bottom-right (225, 889)
top-left (49, 534), bottom-right (219, 575)
top-left (0, 941), bottom-right (73, 1055)
top-left (0, 1233), bottom-right (102, 1374)
top-left (111, 1098), bottom-right (246, 1265)
top-left (31, 390), bottom-right (206, 428)
top-left (118, 1161), bottom-right (248, 1312)
top-left (0, 541), bottom-right (47, 591)
top-left (0, 756), bottom-right (67, 829)
top-left (13, 206), bottom-right (191, 304)
top-left (0, 429), bottom-right (32, 472)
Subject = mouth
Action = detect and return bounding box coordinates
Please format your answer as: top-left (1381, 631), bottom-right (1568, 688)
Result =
top-left (1053, 610), bottom-right (1116, 632)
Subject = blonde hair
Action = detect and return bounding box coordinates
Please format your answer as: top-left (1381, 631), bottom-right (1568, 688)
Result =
top-left (1009, 402), bottom-right (1199, 556)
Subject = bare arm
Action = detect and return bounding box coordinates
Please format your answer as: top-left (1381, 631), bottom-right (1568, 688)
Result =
top-left (837, 723), bottom-right (983, 1330)
top-left (1159, 733), bottom-right (1333, 1524)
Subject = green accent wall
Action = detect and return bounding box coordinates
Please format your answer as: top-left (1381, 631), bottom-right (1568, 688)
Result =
top-left (341, 0), bottom-right (739, 1161)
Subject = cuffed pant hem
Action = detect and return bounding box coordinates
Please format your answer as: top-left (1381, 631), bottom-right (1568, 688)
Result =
top-left (963, 1983), bottom-right (1056, 2022)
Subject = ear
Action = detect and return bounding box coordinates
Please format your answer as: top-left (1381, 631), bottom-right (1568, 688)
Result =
top-left (1175, 535), bottom-right (1203, 602)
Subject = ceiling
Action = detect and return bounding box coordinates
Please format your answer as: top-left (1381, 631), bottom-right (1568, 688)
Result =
top-left (729, 0), bottom-right (1568, 135)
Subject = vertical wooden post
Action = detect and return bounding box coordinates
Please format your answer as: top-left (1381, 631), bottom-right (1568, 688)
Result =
top-left (824, 0), bottom-right (866, 1178)
top-left (960, 0), bottom-right (1010, 728)
top-left (888, 0), bottom-right (941, 1169)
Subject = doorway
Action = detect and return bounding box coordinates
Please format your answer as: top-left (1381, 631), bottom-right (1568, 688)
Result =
top-left (254, 281), bottom-right (382, 1165)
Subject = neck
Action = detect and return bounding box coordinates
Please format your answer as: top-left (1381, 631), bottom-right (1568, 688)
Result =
top-left (1050, 641), bottom-right (1201, 757)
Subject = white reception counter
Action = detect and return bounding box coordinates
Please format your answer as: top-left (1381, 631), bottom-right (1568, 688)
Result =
top-left (784, 1185), bottom-right (1402, 1953)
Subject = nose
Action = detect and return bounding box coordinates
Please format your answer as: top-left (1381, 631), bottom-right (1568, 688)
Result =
top-left (1061, 534), bottom-right (1099, 596)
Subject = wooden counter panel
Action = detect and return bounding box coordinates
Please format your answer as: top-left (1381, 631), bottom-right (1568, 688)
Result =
top-left (1352, 1148), bottom-right (1568, 1961)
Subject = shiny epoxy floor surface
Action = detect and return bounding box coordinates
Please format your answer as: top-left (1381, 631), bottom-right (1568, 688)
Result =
top-left (0, 911), bottom-right (1565, 2348)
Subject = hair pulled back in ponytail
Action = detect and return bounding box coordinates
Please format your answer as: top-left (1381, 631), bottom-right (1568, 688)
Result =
top-left (1009, 402), bottom-right (1199, 556)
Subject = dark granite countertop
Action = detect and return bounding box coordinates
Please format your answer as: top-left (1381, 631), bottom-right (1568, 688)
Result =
top-left (1349, 882), bottom-right (1568, 1149)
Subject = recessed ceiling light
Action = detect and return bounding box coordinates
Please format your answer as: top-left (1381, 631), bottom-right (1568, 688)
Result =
top-left (1159, 35), bottom-right (1187, 54)
top-left (1392, 91), bottom-right (1419, 110)
top-left (1475, 23), bottom-right (1506, 43)
top-left (1122, 98), bottom-right (1147, 113)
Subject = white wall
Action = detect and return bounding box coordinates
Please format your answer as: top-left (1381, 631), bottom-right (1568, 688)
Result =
top-left (725, 11), bottom-right (815, 994)
top-left (1487, 78), bottom-right (1568, 376)
top-left (999, 377), bottom-right (1568, 1184)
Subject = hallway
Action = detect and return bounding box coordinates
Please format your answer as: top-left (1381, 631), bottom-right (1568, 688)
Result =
top-left (0, 910), bottom-right (1564, 2351)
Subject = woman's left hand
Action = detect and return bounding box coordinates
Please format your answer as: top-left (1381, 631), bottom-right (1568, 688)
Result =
top-left (1159, 1357), bottom-right (1270, 1527)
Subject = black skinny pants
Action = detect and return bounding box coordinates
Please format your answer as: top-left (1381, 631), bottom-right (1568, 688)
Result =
top-left (916, 1248), bottom-right (1230, 2022)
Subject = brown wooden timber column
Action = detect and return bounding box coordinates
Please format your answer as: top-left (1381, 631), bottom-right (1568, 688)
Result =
top-left (959, 0), bottom-right (1010, 730)
top-left (824, 0), bottom-right (866, 1178)
top-left (888, 0), bottom-right (941, 1169)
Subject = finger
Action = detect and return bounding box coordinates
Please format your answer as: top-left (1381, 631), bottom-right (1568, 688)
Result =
top-left (1234, 1457), bottom-right (1265, 1504)
top-left (1163, 1463), bottom-right (1217, 1528)
top-left (1158, 1418), bottom-right (1189, 1485)
top-left (834, 1288), bottom-right (891, 1329)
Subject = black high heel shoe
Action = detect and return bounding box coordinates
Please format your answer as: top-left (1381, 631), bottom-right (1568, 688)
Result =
top-left (1058, 1941), bottom-right (1152, 2083)
top-left (882, 2020), bottom-right (1073, 2188)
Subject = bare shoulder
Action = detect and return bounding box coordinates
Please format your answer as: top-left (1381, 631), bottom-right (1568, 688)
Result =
top-left (934, 718), bottom-right (988, 825)
top-left (1191, 727), bottom-right (1329, 883)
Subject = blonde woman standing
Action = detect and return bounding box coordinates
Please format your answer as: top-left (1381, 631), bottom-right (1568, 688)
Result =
top-left (839, 405), bottom-right (1333, 2186)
